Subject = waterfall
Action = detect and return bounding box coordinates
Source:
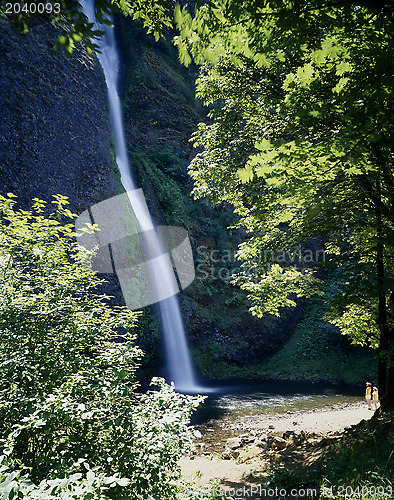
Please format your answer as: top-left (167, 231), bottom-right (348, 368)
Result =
top-left (81, 1), bottom-right (201, 392)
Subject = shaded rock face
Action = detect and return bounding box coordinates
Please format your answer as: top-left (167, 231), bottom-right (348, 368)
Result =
top-left (0, 18), bottom-right (121, 213)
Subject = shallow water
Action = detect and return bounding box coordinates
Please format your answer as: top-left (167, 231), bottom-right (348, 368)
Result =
top-left (192, 378), bottom-right (363, 425)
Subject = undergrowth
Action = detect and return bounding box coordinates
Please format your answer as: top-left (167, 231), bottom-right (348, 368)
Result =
top-left (259, 413), bottom-right (393, 499)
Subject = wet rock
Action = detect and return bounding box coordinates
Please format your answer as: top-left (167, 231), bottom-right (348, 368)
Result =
top-left (0, 18), bottom-right (117, 215)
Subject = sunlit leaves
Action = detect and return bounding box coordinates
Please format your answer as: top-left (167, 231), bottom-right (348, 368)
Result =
top-left (237, 165), bottom-right (254, 183)
top-left (0, 195), bottom-right (207, 498)
top-left (326, 302), bottom-right (380, 348)
top-left (234, 264), bottom-right (322, 318)
top-left (296, 63), bottom-right (315, 86)
top-left (256, 138), bottom-right (274, 152)
top-left (187, 1), bottom-right (394, 338)
top-left (3, 0), bottom-right (176, 53)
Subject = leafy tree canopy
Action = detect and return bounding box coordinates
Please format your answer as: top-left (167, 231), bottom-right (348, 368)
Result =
top-left (174, 0), bottom-right (394, 66)
top-left (182, 1), bottom-right (394, 407)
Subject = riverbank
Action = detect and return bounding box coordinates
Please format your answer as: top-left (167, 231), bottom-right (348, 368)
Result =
top-left (180, 402), bottom-right (376, 493)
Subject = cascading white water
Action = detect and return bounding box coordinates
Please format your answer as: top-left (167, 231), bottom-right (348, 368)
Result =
top-left (82, 1), bottom-right (200, 392)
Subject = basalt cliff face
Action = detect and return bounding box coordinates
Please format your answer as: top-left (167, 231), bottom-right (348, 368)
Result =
top-left (0, 17), bottom-right (121, 212)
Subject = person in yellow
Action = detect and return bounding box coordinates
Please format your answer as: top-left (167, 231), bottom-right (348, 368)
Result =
top-left (365, 382), bottom-right (372, 410)
top-left (372, 386), bottom-right (379, 410)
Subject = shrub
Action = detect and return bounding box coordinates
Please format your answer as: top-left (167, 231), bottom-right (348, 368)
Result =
top-left (0, 194), bottom-right (205, 499)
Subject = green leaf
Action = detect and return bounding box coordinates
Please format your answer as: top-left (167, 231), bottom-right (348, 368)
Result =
top-left (237, 166), bottom-right (254, 183)
top-left (255, 138), bottom-right (273, 151)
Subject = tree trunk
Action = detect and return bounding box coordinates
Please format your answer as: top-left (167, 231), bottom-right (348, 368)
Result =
top-left (376, 241), bottom-right (390, 409)
top-left (375, 179), bottom-right (392, 410)
top-left (385, 293), bottom-right (394, 409)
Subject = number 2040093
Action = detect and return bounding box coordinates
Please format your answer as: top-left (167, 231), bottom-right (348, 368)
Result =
top-left (4, 2), bottom-right (61, 15)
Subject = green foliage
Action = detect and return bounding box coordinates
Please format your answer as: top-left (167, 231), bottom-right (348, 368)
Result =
top-left (0, 194), bottom-right (208, 499)
top-left (132, 149), bottom-right (192, 227)
top-left (256, 272), bottom-right (376, 383)
top-left (316, 413), bottom-right (394, 488)
top-left (1, 0), bottom-right (176, 53)
top-left (180, 0), bottom-right (394, 405)
top-left (188, 46), bottom-right (394, 318)
top-left (0, 194), bottom-right (138, 435)
top-left (263, 463), bottom-right (311, 490)
top-left (327, 302), bottom-right (381, 350)
top-left (0, 454), bottom-right (226, 500)
top-left (233, 264), bottom-right (322, 318)
top-left (174, 0), bottom-right (394, 74)
top-left (0, 458), bottom-right (129, 499)
top-left (192, 270), bottom-right (376, 382)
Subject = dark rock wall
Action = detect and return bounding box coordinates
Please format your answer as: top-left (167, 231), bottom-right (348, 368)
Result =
top-left (0, 18), bottom-right (121, 212)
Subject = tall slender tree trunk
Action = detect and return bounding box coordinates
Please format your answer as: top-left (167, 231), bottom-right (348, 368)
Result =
top-left (376, 241), bottom-right (391, 409)
top-left (375, 179), bottom-right (392, 411)
top-left (385, 293), bottom-right (394, 409)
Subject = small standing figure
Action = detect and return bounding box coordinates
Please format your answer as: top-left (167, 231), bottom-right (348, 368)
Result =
top-left (372, 386), bottom-right (379, 410)
top-left (365, 382), bottom-right (372, 410)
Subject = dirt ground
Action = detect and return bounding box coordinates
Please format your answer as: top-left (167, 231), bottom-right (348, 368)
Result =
top-left (179, 402), bottom-right (375, 495)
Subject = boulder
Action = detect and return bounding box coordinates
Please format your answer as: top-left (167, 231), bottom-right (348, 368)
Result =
top-left (272, 437), bottom-right (287, 450)
top-left (255, 438), bottom-right (268, 449)
top-left (225, 437), bottom-right (242, 450)
top-left (239, 433), bottom-right (254, 444)
top-left (238, 446), bottom-right (262, 462)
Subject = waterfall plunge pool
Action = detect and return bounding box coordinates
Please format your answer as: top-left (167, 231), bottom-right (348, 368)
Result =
top-left (187, 378), bottom-right (365, 451)
top-left (190, 378), bottom-right (363, 425)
